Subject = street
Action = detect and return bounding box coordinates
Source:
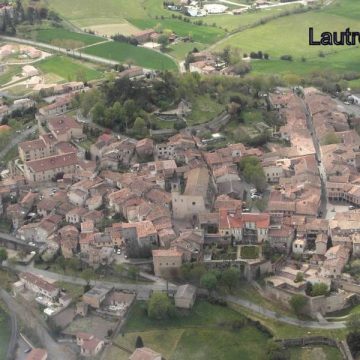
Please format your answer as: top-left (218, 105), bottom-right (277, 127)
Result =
top-left (300, 97), bottom-right (328, 218)
top-left (12, 264), bottom-right (347, 330)
top-left (0, 35), bottom-right (119, 67)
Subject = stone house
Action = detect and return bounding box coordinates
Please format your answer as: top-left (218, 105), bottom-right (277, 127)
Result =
top-left (172, 167), bottom-right (215, 220)
top-left (152, 249), bottom-right (183, 277)
top-left (175, 284), bottom-right (196, 309)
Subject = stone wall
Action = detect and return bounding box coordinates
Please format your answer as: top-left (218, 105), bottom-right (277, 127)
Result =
top-left (264, 284), bottom-right (350, 316)
top-left (275, 336), bottom-right (353, 360)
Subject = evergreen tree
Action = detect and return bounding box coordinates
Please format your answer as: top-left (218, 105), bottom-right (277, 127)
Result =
top-left (135, 336), bottom-right (144, 348)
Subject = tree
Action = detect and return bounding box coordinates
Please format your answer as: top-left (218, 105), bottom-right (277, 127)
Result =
top-left (238, 156), bottom-right (267, 192)
top-left (55, 255), bottom-right (66, 271)
top-left (347, 332), bottom-right (360, 358)
top-left (310, 282), bottom-right (328, 297)
top-left (132, 117), bottom-right (147, 138)
top-left (289, 294), bottom-right (308, 315)
top-left (147, 292), bottom-right (174, 320)
top-left (0, 248), bottom-right (8, 264)
top-left (92, 102), bottom-right (106, 124)
top-left (158, 34), bottom-right (169, 51)
top-left (305, 281), bottom-right (313, 296)
top-left (127, 265), bottom-right (140, 280)
top-left (200, 272), bottom-right (218, 293)
top-left (80, 268), bottom-right (94, 285)
top-left (294, 272), bottom-right (304, 283)
top-left (221, 267), bottom-right (239, 291)
top-left (135, 335), bottom-right (144, 348)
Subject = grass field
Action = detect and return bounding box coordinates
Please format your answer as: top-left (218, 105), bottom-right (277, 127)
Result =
top-left (106, 300), bottom-right (271, 360)
top-left (168, 42), bottom-right (206, 60)
top-left (37, 56), bottom-right (103, 81)
top-left (216, 11), bottom-right (360, 59)
top-left (34, 28), bottom-right (104, 47)
top-left (48, 0), bottom-right (148, 28)
top-left (323, 0), bottom-right (360, 21)
top-left (186, 94), bottom-right (224, 125)
top-left (83, 42), bottom-right (178, 70)
top-left (250, 46), bottom-right (360, 77)
top-left (85, 22), bottom-right (140, 36)
top-left (203, 4), bottom-right (301, 31)
top-left (0, 65), bottom-right (21, 87)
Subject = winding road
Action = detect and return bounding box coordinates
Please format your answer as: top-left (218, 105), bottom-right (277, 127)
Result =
top-left (0, 289), bottom-right (18, 360)
top-left (14, 264), bottom-right (346, 330)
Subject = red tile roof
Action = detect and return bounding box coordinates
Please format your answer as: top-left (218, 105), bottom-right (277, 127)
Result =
top-left (26, 152), bottom-right (77, 172)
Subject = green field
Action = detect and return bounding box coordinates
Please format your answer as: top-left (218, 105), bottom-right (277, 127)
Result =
top-left (186, 94), bottom-right (224, 125)
top-left (203, 4), bottom-right (301, 31)
top-left (48, 0), bottom-right (149, 28)
top-left (0, 65), bottom-right (21, 87)
top-left (83, 42), bottom-right (178, 70)
top-left (0, 306), bottom-right (10, 359)
top-left (216, 11), bottom-right (360, 59)
top-left (251, 46), bottom-right (360, 77)
top-left (37, 56), bottom-right (103, 81)
top-left (106, 300), bottom-right (271, 360)
top-left (168, 42), bottom-right (206, 60)
top-left (130, 18), bottom-right (225, 44)
top-left (34, 28), bottom-right (104, 47)
top-left (324, 0), bottom-right (360, 20)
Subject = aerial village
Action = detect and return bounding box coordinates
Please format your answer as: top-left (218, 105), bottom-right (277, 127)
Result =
top-left (0, 71), bottom-right (360, 359)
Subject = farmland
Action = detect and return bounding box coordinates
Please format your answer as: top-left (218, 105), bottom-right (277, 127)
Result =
top-left (215, 11), bottom-right (360, 59)
top-left (82, 42), bottom-right (178, 71)
top-left (33, 28), bottom-right (104, 48)
top-left (47, 0), bottom-right (148, 28)
top-left (37, 56), bottom-right (103, 82)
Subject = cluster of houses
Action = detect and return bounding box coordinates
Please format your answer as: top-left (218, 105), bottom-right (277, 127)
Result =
top-left (0, 44), bottom-right (42, 60)
top-left (0, 85), bottom-right (359, 324)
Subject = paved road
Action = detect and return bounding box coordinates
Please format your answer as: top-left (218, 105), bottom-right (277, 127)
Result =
top-left (0, 125), bottom-right (36, 163)
top-left (0, 35), bottom-right (179, 70)
top-left (0, 289), bottom-right (18, 360)
top-left (15, 265), bottom-right (177, 300)
top-left (15, 264), bottom-right (347, 330)
top-left (0, 35), bottom-right (118, 67)
top-left (224, 295), bottom-right (346, 330)
top-left (1, 287), bottom-right (76, 360)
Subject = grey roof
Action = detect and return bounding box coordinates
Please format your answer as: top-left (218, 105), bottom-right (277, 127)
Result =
top-left (175, 284), bottom-right (196, 299)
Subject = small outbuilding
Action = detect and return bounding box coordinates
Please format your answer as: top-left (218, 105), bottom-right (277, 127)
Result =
top-left (76, 301), bottom-right (89, 317)
top-left (175, 284), bottom-right (196, 309)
